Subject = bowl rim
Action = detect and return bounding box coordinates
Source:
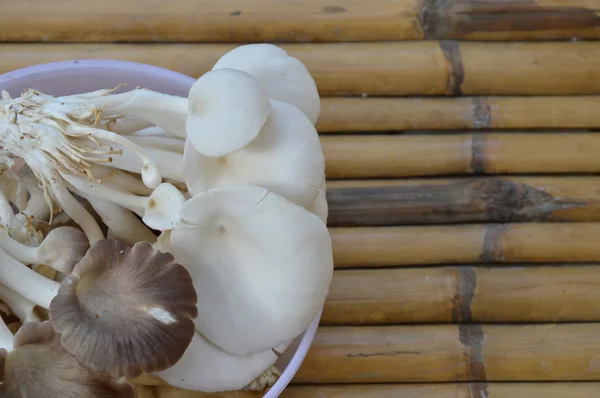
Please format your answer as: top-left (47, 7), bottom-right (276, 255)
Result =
top-left (0, 59), bottom-right (323, 396)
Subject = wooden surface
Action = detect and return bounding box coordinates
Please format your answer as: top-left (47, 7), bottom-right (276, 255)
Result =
top-left (4, 1), bottom-right (600, 397)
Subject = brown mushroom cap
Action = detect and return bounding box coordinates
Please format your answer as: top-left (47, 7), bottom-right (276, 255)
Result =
top-left (0, 321), bottom-right (134, 398)
top-left (49, 239), bottom-right (198, 378)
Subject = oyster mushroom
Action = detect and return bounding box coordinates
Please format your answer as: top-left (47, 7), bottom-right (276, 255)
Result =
top-left (0, 320), bottom-right (135, 397)
top-left (183, 99), bottom-right (324, 209)
top-left (49, 239), bottom-right (198, 378)
top-left (153, 331), bottom-right (290, 393)
top-left (0, 226), bottom-right (89, 274)
top-left (211, 43), bottom-right (321, 124)
top-left (170, 185), bottom-right (333, 356)
top-left (62, 173), bottom-right (185, 231)
top-left (185, 68), bottom-right (271, 158)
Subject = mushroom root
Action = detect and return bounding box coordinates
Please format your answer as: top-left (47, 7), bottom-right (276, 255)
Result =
top-left (49, 239), bottom-right (198, 378)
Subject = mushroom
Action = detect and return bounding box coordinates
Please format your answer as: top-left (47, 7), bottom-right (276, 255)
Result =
top-left (212, 43), bottom-right (321, 125)
top-left (152, 331), bottom-right (290, 393)
top-left (61, 173), bottom-right (185, 231)
top-left (169, 185), bottom-right (333, 356)
top-left (183, 99), bottom-right (324, 210)
top-left (185, 68), bottom-right (271, 158)
top-left (0, 226), bottom-right (89, 274)
top-left (0, 320), bottom-right (135, 397)
top-left (49, 239), bottom-right (198, 378)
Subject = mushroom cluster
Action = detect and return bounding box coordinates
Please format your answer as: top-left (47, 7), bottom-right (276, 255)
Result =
top-left (0, 43), bottom-right (333, 395)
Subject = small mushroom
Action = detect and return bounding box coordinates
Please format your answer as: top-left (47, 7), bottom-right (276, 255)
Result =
top-left (183, 99), bottom-right (324, 209)
top-left (0, 226), bottom-right (89, 274)
top-left (186, 68), bottom-right (271, 158)
top-left (212, 43), bottom-right (320, 124)
top-left (49, 239), bottom-right (198, 378)
top-left (62, 173), bottom-right (186, 231)
top-left (0, 320), bottom-right (135, 397)
top-left (170, 185), bottom-right (333, 356)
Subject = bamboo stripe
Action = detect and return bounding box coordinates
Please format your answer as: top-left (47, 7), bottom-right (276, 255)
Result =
top-left (1, 0), bottom-right (600, 42)
top-left (317, 97), bottom-right (600, 132)
top-left (293, 324), bottom-right (600, 383)
top-left (321, 134), bottom-right (600, 178)
top-left (281, 383), bottom-right (600, 398)
top-left (331, 223), bottom-right (600, 268)
top-left (4, 43), bottom-right (600, 96)
top-left (150, 382), bottom-right (600, 397)
top-left (325, 177), bottom-right (600, 226)
top-left (323, 266), bottom-right (600, 325)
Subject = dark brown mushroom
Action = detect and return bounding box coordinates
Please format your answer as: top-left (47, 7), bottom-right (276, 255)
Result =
top-left (0, 321), bottom-right (134, 398)
top-left (49, 239), bottom-right (198, 378)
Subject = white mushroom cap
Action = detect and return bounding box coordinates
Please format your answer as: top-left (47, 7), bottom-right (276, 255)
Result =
top-left (186, 68), bottom-right (271, 158)
top-left (309, 178), bottom-right (328, 224)
top-left (212, 43), bottom-right (321, 124)
top-left (170, 185), bottom-right (333, 356)
top-left (183, 99), bottom-right (324, 209)
top-left (142, 182), bottom-right (186, 230)
top-left (153, 331), bottom-right (287, 393)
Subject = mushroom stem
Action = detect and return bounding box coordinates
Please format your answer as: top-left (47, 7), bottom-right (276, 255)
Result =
top-left (105, 144), bottom-right (184, 183)
top-left (0, 189), bottom-right (14, 227)
top-left (0, 283), bottom-right (42, 323)
top-left (0, 247), bottom-right (59, 309)
top-left (47, 172), bottom-right (104, 244)
top-left (0, 315), bottom-right (13, 351)
top-left (84, 195), bottom-right (157, 245)
top-left (127, 136), bottom-right (185, 154)
top-left (0, 229), bottom-right (41, 265)
top-left (105, 116), bottom-right (153, 135)
top-left (89, 166), bottom-right (152, 196)
top-left (61, 174), bottom-right (145, 214)
top-left (92, 89), bottom-right (188, 139)
top-left (20, 166), bottom-right (51, 221)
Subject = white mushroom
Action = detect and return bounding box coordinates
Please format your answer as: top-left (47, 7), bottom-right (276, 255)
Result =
top-left (186, 68), bottom-right (271, 157)
top-left (212, 43), bottom-right (321, 124)
top-left (153, 332), bottom-right (290, 393)
top-left (170, 185), bottom-right (333, 356)
top-left (183, 99), bottom-right (324, 209)
top-left (62, 173), bottom-right (185, 231)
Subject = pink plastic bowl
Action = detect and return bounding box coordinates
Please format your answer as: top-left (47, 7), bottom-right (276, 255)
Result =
top-left (0, 59), bottom-right (321, 397)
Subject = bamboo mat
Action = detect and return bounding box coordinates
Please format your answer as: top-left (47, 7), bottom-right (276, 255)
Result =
top-left (4, 1), bottom-right (600, 397)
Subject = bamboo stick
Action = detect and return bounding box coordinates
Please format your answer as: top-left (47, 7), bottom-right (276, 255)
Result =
top-left (317, 97), bottom-right (600, 132)
top-left (153, 386), bottom-right (261, 397)
top-left (5, 42), bottom-right (600, 96)
top-left (281, 383), bottom-right (600, 398)
top-left (293, 324), bottom-right (600, 383)
top-left (323, 266), bottom-right (600, 325)
top-left (326, 177), bottom-right (600, 226)
top-left (321, 133), bottom-right (600, 178)
top-left (331, 223), bottom-right (600, 268)
top-left (1, 0), bottom-right (599, 42)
